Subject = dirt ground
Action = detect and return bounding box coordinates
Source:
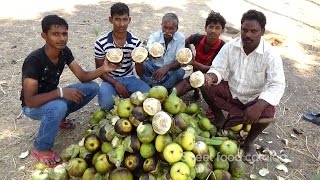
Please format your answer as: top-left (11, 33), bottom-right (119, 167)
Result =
top-left (0, 0), bottom-right (319, 179)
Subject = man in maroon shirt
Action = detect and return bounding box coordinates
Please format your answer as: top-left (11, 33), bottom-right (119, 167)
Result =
top-left (175, 11), bottom-right (226, 118)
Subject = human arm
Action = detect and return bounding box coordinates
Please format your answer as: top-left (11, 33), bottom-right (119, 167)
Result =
top-left (185, 34), bottom-right (211, 72)
top-left (95, 58), bottom-right (130, 98)
top-left (135, 62), bottom-right (145, 77)
top-left (152, 61), bottom-right (181, 80)
top-left (191, 60), bottom-right (210, 73)
top-left (68, 60), bottom-right (118, 83)
top-left (23, 78), bottom-right (85, 108)
top-left (206, 43), bottom-right (230, 84)
top-left (134, 40), bottom-right (146, 77)
top-left (258, 51), bottom-right (286, 106)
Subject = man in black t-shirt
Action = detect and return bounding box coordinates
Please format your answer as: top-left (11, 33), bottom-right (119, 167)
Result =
top-left (21, 15), bottom-right (118, 167)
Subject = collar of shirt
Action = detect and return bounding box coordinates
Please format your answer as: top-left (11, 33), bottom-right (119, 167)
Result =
top-left (199, 36), bottom-right (222, 50)
top-left (158, 31), bottom-right (179, 44)
top-left (106, 31), bottom-right (133, 46)
top-left (234, 37), bottom-right (265, 55)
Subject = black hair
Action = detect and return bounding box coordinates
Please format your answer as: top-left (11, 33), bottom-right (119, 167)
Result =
top-left (111, 2), bottom-right (130, 16)
top-left (41, 15), bottom-right (68, 33)
top-left (241, 9), bottom-right (266, 29)
top-left (205, 11), bottom-right (226, 29)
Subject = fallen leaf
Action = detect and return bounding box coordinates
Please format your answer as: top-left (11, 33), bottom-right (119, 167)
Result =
top-left (276, 164), bottom-right (288, 173)
top-left (263, 148), bottom-right (277, 156)
top-left (78, 137), bottom-right (85, 147)
top-left (259, 168), bottom-right (270, 176)
top-left (254, 144), bottom-right (261, 150)
top-left (281, 139), bottom-right (288, 146)
top-left (276, 156), bottom-right (292, 163)
top-left (18, 166), bottom-right (25, 171)
top-left (290, 134), bottom-right (298, 139)
top-left (277, 176), bottom-right (285, 180)
top-left (240, 130), bottom-right (248, 138)
top-left (292, 128), bottom-right (303, 135)
top-left (250, 174), bottom-right (258, 179)
top-left (18, 150), bottom-right (29, 159)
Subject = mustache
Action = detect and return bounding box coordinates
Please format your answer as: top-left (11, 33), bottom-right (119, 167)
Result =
top-left (207, 33), bottom-right (217, 36)
top-left (243, 37), bottom-right (253, 41)
top-left (163, 32), bottom-right (173, 37)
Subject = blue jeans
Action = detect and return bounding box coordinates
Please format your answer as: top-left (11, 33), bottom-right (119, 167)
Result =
top-left (98, 76), bottom-right (150, 111)
top-left (141, 60), bottom-right (185, 89)
top-left (22, 81), bottom-right (99, 151)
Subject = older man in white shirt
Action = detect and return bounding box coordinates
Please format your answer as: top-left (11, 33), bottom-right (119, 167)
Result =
top-left (201, 9), bottom-right (285, 162)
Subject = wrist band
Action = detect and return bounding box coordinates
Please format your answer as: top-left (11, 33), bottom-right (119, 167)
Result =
top-left (59, 87), bottom-right (63, 98)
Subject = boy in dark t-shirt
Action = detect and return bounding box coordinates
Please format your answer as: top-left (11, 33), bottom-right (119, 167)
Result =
top-left (21, 15), bottom-right (118, 167)
top-left (175, 11), bottom-right (226, 118)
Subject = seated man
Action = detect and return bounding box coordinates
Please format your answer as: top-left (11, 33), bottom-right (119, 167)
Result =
top-left (175, 11), bottom-right (226, 119)
top-left (95, 2), bottom-right (150, 111)
top-left (21, 15), bottom-right (118, 167)
top-left (176, 11), bottom-right (226, 97)
top-left (137, 13), bottom-right (185, 89)
top-left (200, 10), bottom-right (285, 161)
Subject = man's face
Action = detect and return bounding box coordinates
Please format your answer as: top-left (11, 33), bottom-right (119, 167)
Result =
top-left (205, 22), bottom-right (224, 42)
top-left (42, 25), bottom-right (68, 50)
top-left (109, 14), bottom-right (131, 33)
top-left (161, 20), bottom-right (178, 40)
top-left (241, 20), bottom-right (265, 48)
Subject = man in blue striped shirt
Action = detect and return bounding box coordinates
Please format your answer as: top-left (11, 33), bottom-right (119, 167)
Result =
top-left (94, 2), bottom-right (150, 111)
top-left (136, 13), bottom-right (185, 90)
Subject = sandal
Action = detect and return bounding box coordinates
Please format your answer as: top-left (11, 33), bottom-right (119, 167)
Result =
top-left (59, 118), bottom-right (76, 129)
top-left (31, 149), bottom-right (62, 168)
top-left (303, 112), bottom-right (320, 125)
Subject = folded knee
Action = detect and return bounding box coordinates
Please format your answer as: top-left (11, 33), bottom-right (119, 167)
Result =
top-left (45, 100), bottom-right (67, 118)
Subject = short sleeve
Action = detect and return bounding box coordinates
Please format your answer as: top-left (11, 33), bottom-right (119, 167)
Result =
top-left (189, 33), bottom-right (203, 46)
top-left (94, 40), bottom-right (106, 60)
top-left (146, 32), bottom-right (158, 49)
top-left (22, 57), bottom-right (40, 80)
top-left (63, 47), bottom-right (74, 65)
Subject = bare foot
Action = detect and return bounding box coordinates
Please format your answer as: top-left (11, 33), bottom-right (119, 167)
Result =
top-left (242, 143), bottom-right (258, 164)
top-left (31, 149), bottom-right (62, 167)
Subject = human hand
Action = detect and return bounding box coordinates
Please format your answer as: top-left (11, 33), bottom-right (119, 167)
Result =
top-left (152, 67), bottom-right (169, 81)
top-left (114, 82), bottom-right (130, 98)
top-left (102, 60), bottom-right (120, 72)
top-left (204, 74), bottom-right (214, 87)
top-left (188, 58), bottom-right (196, 66)
top-left (62, 88), bottom-right (86, 104)
top-left (243, 103), bottom-right (264, 124)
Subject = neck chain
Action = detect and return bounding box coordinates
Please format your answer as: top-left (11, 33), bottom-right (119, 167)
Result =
top-left (112, 35), bottom-right (125, 48)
